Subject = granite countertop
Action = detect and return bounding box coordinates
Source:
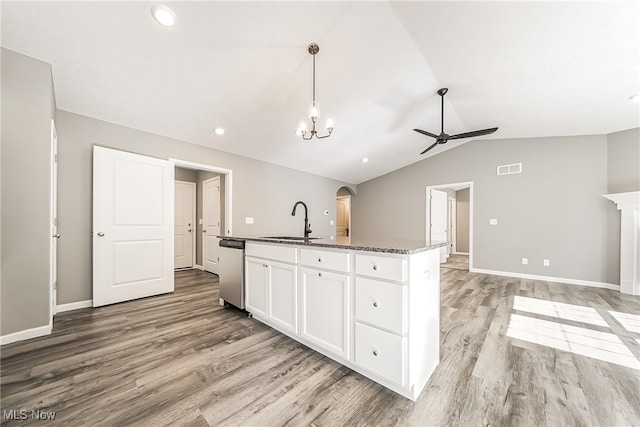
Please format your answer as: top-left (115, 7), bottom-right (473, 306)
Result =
top-left (218, 235), bottom-right (448, 255)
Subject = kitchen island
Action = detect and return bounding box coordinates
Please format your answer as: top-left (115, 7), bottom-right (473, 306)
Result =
top-left (223, 235), bottom-right (446, 401)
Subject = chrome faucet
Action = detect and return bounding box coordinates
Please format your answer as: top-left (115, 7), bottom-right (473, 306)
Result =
top-left (291, 201), bottom-right (312, 238)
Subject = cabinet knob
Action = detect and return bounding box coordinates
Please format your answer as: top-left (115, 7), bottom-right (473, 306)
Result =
top-left (263, 264), bottom-right (268, 268)
top-left (372, 265), bottom-right (378, 271)
top-left (373, 301), bottom-right (379, 308)
top-left (318, 272), bottom-right (323, 277)
top-left (373, 350), bottom-right (379, 357)
top-left (97, 232), bottom-right (105, 237)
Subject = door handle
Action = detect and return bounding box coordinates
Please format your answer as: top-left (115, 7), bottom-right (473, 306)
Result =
top-left (97, 232), bottom-right (105, 237)
top-left (52, 233), bottom-right (61, 239)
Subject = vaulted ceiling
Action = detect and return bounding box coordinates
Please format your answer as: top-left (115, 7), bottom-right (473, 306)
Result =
top-left (2, 1), bottom-right (638, 184)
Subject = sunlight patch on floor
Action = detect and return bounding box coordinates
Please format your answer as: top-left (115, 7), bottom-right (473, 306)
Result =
top-left (608, 310), bottom-right (640, 334)
top-left (512, 295), bottom-right (608, 327)
top-left (508, 297), bottom-right (640, 370)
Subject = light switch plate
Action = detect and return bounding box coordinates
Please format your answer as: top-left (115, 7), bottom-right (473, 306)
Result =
top-left (522, 257), bottom-right (528, 265)
top-left (329, 220), bottom-right (335, 226)
top-left (489, 218), bottom-right (498, 225)
top-left (245, 217), bottom-right (254, 224)
top-left (543, 259), bottom-right (550, 267)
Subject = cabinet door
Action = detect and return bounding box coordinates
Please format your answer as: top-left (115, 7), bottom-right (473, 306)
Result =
top-left (245, 256), bottom-right (268, 317)
top-left (300, 268), bottom-right (350, 359)
top-left (268, 261), bottom-right (298, 334)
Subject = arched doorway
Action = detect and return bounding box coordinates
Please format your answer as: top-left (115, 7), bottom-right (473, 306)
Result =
top-left (336, 186), bottom-right (355, 244)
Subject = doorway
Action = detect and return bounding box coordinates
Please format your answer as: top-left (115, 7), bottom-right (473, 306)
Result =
top-left (171, 158), bottom-right (232, 274)
top-left (336, 187), bottom-right (354, 244)
top-left (426, 182), bottom-right (473, 270)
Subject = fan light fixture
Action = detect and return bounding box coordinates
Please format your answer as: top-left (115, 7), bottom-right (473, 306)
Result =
top-left (296, 43), bottom-right (334, 140)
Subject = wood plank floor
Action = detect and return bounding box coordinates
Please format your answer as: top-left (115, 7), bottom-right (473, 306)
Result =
top-left (2, 268), bottom-right (639, 426)
top-left (440, 254), bottom-right (469, 271)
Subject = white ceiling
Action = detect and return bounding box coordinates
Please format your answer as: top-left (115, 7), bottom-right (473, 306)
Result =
top-left (2, 1), bottom-right (638, 184)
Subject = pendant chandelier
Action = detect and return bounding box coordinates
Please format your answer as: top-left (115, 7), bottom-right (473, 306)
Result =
top-left (296, 43), bottom-right (334, 140)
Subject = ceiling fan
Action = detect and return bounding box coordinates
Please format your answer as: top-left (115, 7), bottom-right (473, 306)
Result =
top-left (414, 88), bottom-right (498, 155)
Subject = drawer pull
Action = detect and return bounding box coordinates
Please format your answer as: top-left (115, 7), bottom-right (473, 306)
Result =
top-left (318, 258), bottom-right (322, 262)
top-left (372, 265), bottom-right (378, 271)
top-left (373, 350), bottom-right (379, 357)
top-left (373, 301), bottom-right (379, 308)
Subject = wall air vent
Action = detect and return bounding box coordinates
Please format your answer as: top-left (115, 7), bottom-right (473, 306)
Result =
top-left (497, 163), bottom-right (522, 176)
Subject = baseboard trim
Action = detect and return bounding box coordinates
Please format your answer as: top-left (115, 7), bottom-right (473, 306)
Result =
top-left (56, 300), bottom-right (93, 313)
top-left (470, 268), bottom-right (620, 291)
top-left (453, 252), bottom-right (469, 255)
top-left (0, 323), bottom-right (52, 346)
top-left (194, 264), bottom-right (204, 271)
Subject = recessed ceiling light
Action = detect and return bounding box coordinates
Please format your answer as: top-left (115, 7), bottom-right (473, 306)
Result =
top-left (361, 157), bottom-right (369, 164)
top-left (214, 127), bottom-right (225, 135)
top-left (630, 95), bottom-right (639, 104)
top-left (151, 5), bottom-right (176, 28)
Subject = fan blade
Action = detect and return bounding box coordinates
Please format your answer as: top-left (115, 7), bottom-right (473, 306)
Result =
top-left (419, 141), bottom-right (439, 155)
top-left (413, 129), bottom-right (439, 139)
top-left (448, 127), bottom-right (498, 140)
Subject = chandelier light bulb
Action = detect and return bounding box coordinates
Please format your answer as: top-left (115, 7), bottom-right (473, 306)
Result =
top-left (296, 121), bottom-right (308, 136)
top-left (308, 102), bottom-right (319, 120)
top-left (325, 117), bottom-right (335, 131)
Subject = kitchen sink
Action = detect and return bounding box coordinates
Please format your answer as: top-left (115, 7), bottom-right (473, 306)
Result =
top-left (261, 236), bottom-right (321, 241)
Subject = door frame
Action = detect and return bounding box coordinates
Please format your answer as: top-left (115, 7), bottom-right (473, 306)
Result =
top-left (50, 120), bottom-right (58, 319)
top-left (448, 196), bottom-right (457, 254)
top-left (169, 159), bottom-right (233, 237)
top-left (174, 180), bottom-right (196, 269)
top-left (425, 182), bottom-right (474, 270)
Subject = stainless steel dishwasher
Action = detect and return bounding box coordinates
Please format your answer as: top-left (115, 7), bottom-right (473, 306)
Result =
top-left (218, 238), bottom-right (245, 309)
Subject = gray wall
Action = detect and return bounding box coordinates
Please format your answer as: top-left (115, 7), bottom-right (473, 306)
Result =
top-left (456, 188), bottom-right (470, 253)
top-left (56, 110), bottom-right (351, 304)
top-left (175, 167), bottom-right (197, 183)
top-left (1, 49), bottom-right (55, 336)
top-left (353, 134), bottom-right (612, 283)
top-left (605, 127), bottom-right (640, 284)
top-left (607, 127), bottom-right (640, 194)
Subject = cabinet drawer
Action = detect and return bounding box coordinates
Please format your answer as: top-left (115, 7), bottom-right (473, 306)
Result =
top-left (355, 278), bottom-right (406, 335)
top-left (246, 243), bottom-right (297, 263)
top-left (355, 322), bottom-right (405, 386)
top-left (356, 253), bottom-right (406, 282)
top-left (301, 248), bottom-right (350, 272)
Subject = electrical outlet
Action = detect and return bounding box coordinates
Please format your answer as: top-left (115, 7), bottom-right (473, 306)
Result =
top-left (522, 257), bottom-right (528, 265)
top-left (329, 219), bottom-right (335, 226)
top-left (543, 259), bottom-right (550, 267)
top-left (245, 217), bottom-right (254, 224)
top-left (489, 218), bottom-right (498, 225)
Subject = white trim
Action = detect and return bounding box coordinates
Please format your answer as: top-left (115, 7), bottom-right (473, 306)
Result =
top-left (0, 323), bottom-right (52, 345)
top-left (194, 264), bottom-right (204, 271)
top-left (50, 119), bottom-right (58, 319)
top-left (169, 158), bottom-right (233, 236)
top-left (454, 252), bottom-right (469, 255)
top-left (470, 268), bottom-right (620, 291)
top-left (56, 300), bottom-right (93, 313)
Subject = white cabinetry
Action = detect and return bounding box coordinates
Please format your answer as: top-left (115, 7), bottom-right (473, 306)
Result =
top-left (245, 243), bottom-right (298, 335)
top-left (301, 268), bottom-right (350, 359)
top-left (243, 241), bottom-right (440, 401)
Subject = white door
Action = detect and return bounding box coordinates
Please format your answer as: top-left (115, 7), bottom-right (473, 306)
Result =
top-left (336, 197), bottom-right (350, 237)
top-left (245, 256), bottom-right (268, 318)
top-left (93, 146), bottom-right (174, 307)
top-left (429, 189), bottom-right (448, 263)
top-left (203, 176), bottom-right (221, 274)
top-left (50, 120), bottom-right (58, 316)
top-left (174, 181), bottom-right (195, 269)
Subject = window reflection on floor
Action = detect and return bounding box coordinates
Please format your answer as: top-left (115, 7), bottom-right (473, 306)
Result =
top-left (507, 296), bottom-right (640, 370)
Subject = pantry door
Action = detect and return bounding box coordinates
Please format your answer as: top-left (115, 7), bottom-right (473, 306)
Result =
top-left (93, 146), bottom-right (174, 307)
